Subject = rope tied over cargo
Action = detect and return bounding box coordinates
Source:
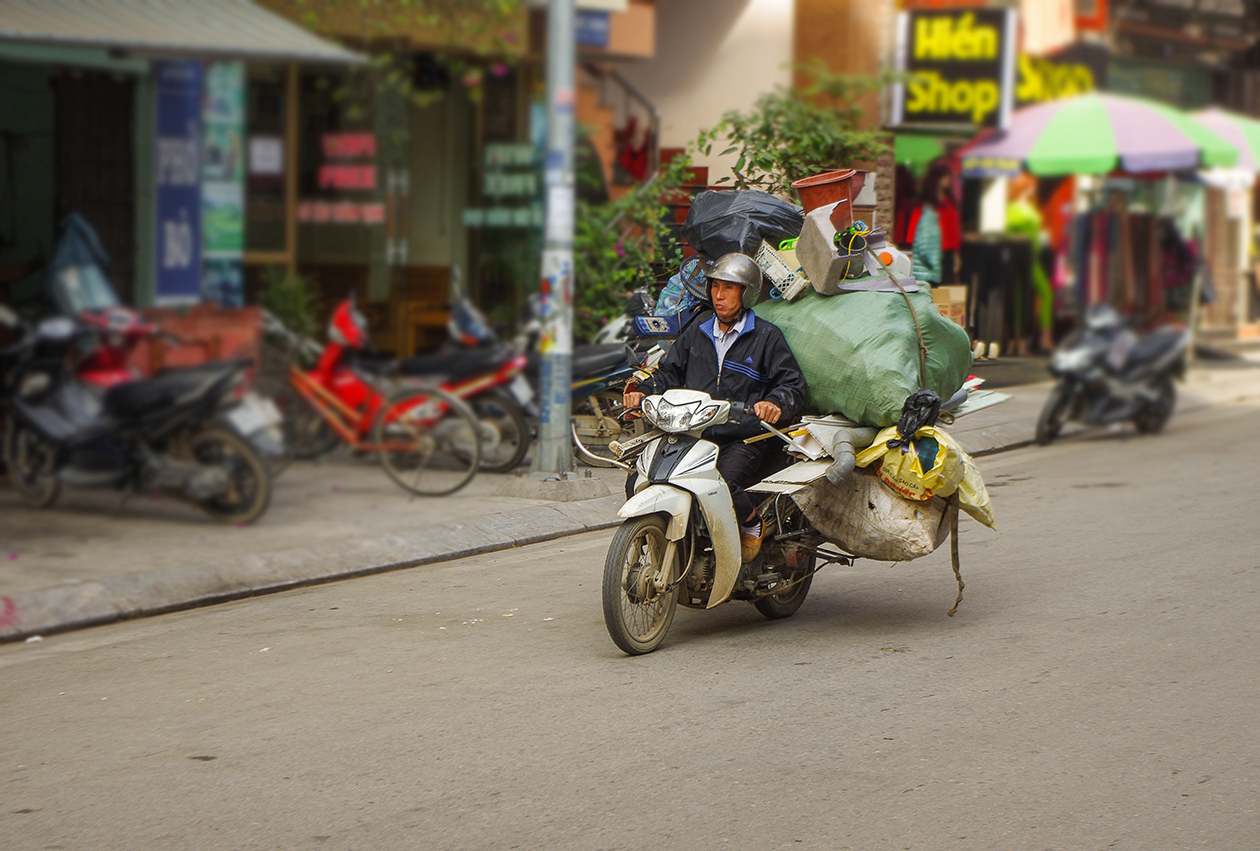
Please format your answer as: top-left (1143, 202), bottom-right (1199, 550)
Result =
top-left (947, 495), bottom-right (964, 617)
top-left (867, 246), bottom-right (929, 389)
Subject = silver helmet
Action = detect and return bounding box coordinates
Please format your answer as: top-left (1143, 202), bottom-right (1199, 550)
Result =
top-left (707, 252), bottom-right (763, 309)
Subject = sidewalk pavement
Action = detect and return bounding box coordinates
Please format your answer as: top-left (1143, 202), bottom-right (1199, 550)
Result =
top-left (3, 355), bottom-right (1259, 641)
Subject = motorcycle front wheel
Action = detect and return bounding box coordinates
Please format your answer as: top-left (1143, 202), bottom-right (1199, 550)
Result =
top-left (271, 382), bottom-right (341, 462)
top-left (1035, 382), bottom-right (1073, 446)
top-left (4, 419), bottom-right (60, 509)
top-left (602, 515), bottom-right (679, 655)
top-left (190, 427), bottom-right (272, 525)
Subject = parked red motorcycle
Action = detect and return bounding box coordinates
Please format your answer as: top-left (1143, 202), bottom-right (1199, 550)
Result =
top-left (269, 295), bottom-right (531, 474)
top-left (262, 297), bottom-right (484, 496)
top-left (395, 295), bottom-right (533, 473)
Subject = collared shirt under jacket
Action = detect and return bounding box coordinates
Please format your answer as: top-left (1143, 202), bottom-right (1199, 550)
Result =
top-left (638, 308), bottom-right (806, 442)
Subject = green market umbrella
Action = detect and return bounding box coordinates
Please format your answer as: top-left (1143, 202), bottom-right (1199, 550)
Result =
top-left (961, 92), bottom-right (1238, 177)
top-left (894, 134), bottom-right (944, 177)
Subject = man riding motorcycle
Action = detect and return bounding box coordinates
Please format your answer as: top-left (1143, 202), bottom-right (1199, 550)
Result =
top-left (623, 252), bottom-right (806, 562)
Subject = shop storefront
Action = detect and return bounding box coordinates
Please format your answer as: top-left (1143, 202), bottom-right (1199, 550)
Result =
top-left (0, 0), bottom-right (359, 323)
top-left (892, 0), bottom-right (1260, 352)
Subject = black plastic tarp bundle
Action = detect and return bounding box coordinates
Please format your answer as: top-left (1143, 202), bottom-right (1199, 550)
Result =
top-left (680, 190), bottom-right (804, 258)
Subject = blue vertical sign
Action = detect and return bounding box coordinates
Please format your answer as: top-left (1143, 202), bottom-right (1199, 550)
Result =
top-left (576, 11), bottom-right (610, 48)
top-left (154, 60), bottom-right (203, 304)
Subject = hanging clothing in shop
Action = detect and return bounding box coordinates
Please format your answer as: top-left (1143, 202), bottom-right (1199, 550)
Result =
top-left (893, 164), bottom-right (918, 247)
top-left (907, 197), bottom-right (962, 285)
top-left (1006, 199), bottom-right (1053, 336)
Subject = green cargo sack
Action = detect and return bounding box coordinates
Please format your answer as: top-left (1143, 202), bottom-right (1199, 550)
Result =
top-left (757, 286), bottom-right (972, 427)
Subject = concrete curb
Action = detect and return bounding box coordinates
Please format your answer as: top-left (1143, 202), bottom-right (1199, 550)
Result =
top-left (0, 495), bottom-right (624, 642)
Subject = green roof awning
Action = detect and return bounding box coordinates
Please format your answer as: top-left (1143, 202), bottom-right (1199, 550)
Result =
top-left (0, 0), bottom-right (363, 64)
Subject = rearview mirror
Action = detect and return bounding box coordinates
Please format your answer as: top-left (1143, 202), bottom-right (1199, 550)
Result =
top-left (624, 341), bottom-right (643, 369)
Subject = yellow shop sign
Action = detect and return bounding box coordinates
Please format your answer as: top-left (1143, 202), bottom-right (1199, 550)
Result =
top-left (893, 7), bottom-right (1016, 130)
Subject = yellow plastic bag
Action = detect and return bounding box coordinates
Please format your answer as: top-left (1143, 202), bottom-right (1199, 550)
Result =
top-left (855, 425), bottom-right (995, 528)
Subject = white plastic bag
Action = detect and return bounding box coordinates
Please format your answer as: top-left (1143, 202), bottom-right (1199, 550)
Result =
top-left (792, 467), bottom-right (951, 562)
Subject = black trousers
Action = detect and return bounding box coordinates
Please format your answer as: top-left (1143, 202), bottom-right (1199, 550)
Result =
top-left (625, 438), bottom-right (767, 524)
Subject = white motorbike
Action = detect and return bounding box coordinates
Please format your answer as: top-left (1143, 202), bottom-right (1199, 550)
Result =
top-left (586, 388), bottom-right (826, 655)
top-left (580, 384), bottom-right (1007, 655)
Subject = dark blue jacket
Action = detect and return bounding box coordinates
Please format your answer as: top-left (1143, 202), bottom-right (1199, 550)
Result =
top-left (638, 309), bottom-right (805, 442)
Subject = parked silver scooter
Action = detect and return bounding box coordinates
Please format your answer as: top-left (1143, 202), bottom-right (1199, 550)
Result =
top-left (1036, 305), bottom-right (1190, 446)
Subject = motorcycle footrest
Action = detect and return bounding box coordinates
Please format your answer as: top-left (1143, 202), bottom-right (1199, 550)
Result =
top-left (753, 572), bottom-right (783, 591)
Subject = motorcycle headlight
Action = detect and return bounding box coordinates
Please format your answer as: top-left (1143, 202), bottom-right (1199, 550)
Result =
top-left (642, 397), bottom-right (719, 433)
top-left (1051, 347), bottom-right (1095, 373)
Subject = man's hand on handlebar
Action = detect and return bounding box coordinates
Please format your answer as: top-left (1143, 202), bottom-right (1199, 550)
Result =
top-left (623, 390), bottom-right (645, 412)
top-left (753, 401), bottom-right (782, 424)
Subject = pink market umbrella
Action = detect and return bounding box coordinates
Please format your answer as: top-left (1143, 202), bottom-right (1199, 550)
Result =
top-left (960, 92), bottom-right (1238, 177)
top-left (1192, 107), bottom-right (1260, 172)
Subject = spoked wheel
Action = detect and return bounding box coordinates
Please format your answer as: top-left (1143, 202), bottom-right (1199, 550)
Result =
top-left (373, 386), bottom-right (481, 497)
top-left (4, 419), bottom-right (60, 508)
top-left (1133, 376), bottom-right (1176, 435)
top-left (602, 515), bottom-right (679, 655)
top-left (470, 389), bottom-right (531, 474)
top-left (1035, 382), bottom-right (1073, 446)
top-left (189, 427), bottom-right (272, 525)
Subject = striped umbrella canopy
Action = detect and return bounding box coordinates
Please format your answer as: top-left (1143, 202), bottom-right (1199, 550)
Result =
top-left (960, 92), bottom-right (1238, 177)
top-left (1192, 107), bottom-right (1260, 172)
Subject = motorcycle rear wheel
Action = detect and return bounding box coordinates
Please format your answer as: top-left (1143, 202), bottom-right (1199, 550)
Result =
top-left (754, 570), bottom-right (814, 619)
top-left (471, 389), bottom-right (531, 474)
top-left (1035, 382), bottom-right (1072, 446)
top-left (602, 515), bottom-right (679, 655)
top-left (190, 427), bottom-right (272, 525)
top-left (4, 419), bottom-right (60, 509)
top-left (755, 501), bottom-right (815, 619)
top-left (1133, 376), bottom-right (1176, 435)
top-left (373, 386), bottom-right (481, 497)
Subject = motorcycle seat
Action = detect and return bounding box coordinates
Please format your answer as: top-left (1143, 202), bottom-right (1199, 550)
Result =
top-left (1121, 328), bottom-right (1184, 373)
top-left (104, 363), bottom-right (238, 420)
top-left (571, 345), bottom-right (627, 378)
top-left (400, 344), bottom-right (516, 382)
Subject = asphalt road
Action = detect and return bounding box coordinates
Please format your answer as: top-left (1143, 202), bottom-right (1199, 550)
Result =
top-left (3, 399), bottom-right (1259, 851)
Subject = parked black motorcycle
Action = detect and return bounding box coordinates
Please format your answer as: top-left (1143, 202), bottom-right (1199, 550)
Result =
top-left (1036, 305), bottom-right (1190, 446)
top-left (1, 310), bottom-right (272, 524)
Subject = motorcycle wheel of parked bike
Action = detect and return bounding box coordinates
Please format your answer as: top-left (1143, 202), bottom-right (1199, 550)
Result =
top-left (602, 515), bottom-right (679, 655)
top-left (1132, 376), bottom-right (1176, 435)
top-left (4, 419), bottom-right (60, 509)
top-left (1035, 383), bottom-right (1073, 446)
top-left (373, 386), bottom-right (482, 497)
top-left (270, 382), bottom-right (341, 465)
top-left (469, 390), bottom-right (531, 474)
top-left (189, 427), bottom-right (272, 525)
top-left (574, 391), bottom-right (646, 468)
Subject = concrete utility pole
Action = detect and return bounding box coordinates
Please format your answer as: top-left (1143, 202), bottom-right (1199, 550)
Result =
top-left (534, 0), bottom-right (577, 477)
top-left (498, 0), bottom-right (607, 500)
